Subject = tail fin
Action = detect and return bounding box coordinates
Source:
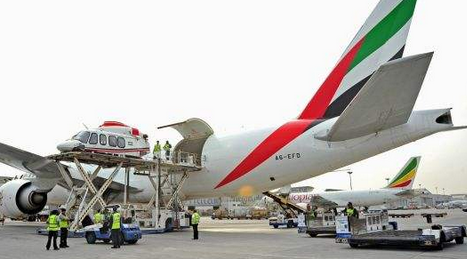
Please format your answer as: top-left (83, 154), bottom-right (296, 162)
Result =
top-left (386, 156), bottom-right (421, 189)
top-left (299, 0), bottom-right (417, 120)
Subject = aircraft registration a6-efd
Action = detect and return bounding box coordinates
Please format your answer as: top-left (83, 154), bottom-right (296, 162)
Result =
top-left (0, 0), bottom-right (466, 218)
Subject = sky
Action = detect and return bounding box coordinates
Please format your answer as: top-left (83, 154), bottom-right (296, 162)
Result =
top-left (0, 0), bottom-right (466, 195)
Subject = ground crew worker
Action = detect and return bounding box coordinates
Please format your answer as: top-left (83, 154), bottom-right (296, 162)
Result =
top-left (163, 141), bottom-right (172, 160)
top-left (109, 206), bottom-right (122, 249)
top-left (0, 213), bottom-right (5, 226)
top-left (94, 209), bottom-right (103, 224)
top-left (191, 209), bottom-right (200, 240)
top-left (46, 210), bottom-right (60, 250)
top-left (58, 207), bottom-right (70, 248)
top-left (153, 140), bottom-right (161, 159)
top-left (344, 202), bottom-right (358, 218)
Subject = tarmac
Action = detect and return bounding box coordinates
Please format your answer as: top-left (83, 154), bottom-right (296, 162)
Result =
top-left (0, 209), bottom-right (466, 259)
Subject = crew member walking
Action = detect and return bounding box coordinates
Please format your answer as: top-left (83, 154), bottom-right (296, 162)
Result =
top-left (191, 209), bottom-right (200, 240)
top-left (59, 207), bottom-right (70, 248)
top-left (46, 210), bottom-right (60, 250)
top-left (153, 140), bottom-right (161, 159)
top-left (110, 206), bottom-right (122, 249)
top-left (163, 141), bottom-right (172, 160)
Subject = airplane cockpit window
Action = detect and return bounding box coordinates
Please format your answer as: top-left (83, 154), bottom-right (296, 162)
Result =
top-left (109, 135), bottom-right (117, 147)
top-left (99, 134), bottom-right (107, 145)
top-left (89, 133), bottom-right (98, 145)
top-left (117, 137), bottom-right (125, 148)
top-left (73, 131), bottom-right (90, 144)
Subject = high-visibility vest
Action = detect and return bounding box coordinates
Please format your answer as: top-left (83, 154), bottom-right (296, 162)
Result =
top-left (94, 213), bottom-right (102, 223)
top-left (153, 143), bottom-right (161, 153)
top-left (111, 212), bottom-right (121, 230)
top-left (346, 208), bottom-right (355, 216)
top-left (47, 215), bottom-right (59, 231)
top-left (163, 143), bottom-right (171, 151)
top-left (59, 215), bottom-right (69, 228)
top-left (191, 212), bottom-right (200, 225)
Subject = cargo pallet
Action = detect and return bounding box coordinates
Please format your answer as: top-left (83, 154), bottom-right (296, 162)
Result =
top-left (345, 226), bottom-right (466, 250)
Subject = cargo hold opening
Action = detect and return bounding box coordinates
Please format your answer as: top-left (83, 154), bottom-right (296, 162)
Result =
top-left (158, 118), bottom-right (214, 166)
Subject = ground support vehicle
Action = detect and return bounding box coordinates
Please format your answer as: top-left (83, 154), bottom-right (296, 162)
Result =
top-left (335, 211), bottom-right (466, 250)
top-left (269, 214), bottom-right (298, 228)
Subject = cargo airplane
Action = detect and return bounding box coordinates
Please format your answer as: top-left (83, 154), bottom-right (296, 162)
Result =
top-left (304, 157), bottom-right (428, 208)
top-left (0, 0), bottom-right (465, 219)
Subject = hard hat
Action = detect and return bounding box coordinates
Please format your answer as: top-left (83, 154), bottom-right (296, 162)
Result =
top-left (59, 205), bottom-right (66, 210)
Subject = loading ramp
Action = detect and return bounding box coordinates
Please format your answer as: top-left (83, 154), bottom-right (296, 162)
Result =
top-left (47, 151), bottom-right (201, 232)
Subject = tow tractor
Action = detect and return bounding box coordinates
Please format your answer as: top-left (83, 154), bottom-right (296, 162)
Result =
top-left (335, 211), bottom-right (466, 250)
top-left (84, 205), bottom-right (142, 245)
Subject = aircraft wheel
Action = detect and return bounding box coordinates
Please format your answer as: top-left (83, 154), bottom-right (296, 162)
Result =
top-left (273, 225), bottom-right (278, 229)
top-left (455, 237), bottom-right (464, 244)
top-left (308, 232), bottom-right (318, 237)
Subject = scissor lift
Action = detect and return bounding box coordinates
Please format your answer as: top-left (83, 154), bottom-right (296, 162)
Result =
top-left (47, 151), bottom-right (201, 232)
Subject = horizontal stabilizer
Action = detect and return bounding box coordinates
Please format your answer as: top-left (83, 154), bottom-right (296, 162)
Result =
top-left (319, 52), bottom-right (433, 142)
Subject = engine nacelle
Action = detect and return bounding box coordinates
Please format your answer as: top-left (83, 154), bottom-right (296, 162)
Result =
top-left (0, 179), bottom-right (48, 218)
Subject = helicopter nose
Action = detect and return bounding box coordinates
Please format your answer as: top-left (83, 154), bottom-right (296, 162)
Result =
top-left (57, 140), bottom-right (84, 152)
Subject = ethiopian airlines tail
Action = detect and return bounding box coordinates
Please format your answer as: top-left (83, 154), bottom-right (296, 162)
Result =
top-left (299, 0), bottom-right (417, 120)
top-left (386, 156), bottom-right (421, 189)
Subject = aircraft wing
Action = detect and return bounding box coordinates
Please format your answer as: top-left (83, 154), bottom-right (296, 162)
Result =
top-left (0, 142), bottom-right (142, 193)
top-left (0, 142), bottom-right (62, 179)
top-left (320, 52), bottom-right (433, 142)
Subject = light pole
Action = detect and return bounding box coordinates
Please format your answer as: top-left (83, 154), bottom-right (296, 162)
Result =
top-left (435, 187), bottom-right (438, 194)
top-left (348, 171), bottom-right (353, 190)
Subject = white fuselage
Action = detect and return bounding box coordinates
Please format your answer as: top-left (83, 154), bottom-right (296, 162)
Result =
top-left (311, 189), bottom-right (406, 208)
top-left (41, 109), bottom-right (451, 206)
top-left (180, 109), bottom-right (451, 199)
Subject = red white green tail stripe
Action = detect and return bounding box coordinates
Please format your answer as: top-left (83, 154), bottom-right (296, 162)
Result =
top-left (386, 156), bottom-right (421, 189)
top-left (216, 0), bottom-right (419, 189)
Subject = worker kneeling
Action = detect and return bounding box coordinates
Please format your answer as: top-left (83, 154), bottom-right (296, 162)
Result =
top-left (110, 206), bottom-right (122, 249)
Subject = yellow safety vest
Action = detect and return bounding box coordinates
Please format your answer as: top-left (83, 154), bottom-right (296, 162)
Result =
top-left (112, 212), bottom-right (121, 230)
top-left (163, 143), bottom-right (171, 151)
top-left (153, 143), bottom-right (161, 153)
top-left (94, 213), bottom-right (102, 223)
top-left (346, 208), bottom-right (355, 216)
top-left (47, 215), bottom-right (59, 231)
top-left (191, 212), bottom-right (200, 225)
top-left (59, 216), bottom-right (69, 228)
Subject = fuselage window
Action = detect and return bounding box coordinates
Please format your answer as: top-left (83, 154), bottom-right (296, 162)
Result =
top-left (117, 137), bottom-right (125, 148)
top-left (89, 133), bottom-right (98, 145)
top-left (73, 131), bottom-right (90, 144)
top-left (99, 134), bottom-right (107, 145)
top-left (109, 135), bottom-right (117, 147)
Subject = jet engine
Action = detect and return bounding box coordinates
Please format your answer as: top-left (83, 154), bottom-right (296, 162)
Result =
top-left (0, 179), bottom-right (48, 218)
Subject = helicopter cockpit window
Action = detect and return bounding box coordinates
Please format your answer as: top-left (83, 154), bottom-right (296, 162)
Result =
top-left (117, 137), bottom-right (125, 148)
top-left (89, 133), bottom-right (98, 145)
top-left (99, 134), bottom-right (107, 145)
top-left (109, 135), bottom-right (117, 147)
top-left (73, 131), bottom-right (90, 144)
